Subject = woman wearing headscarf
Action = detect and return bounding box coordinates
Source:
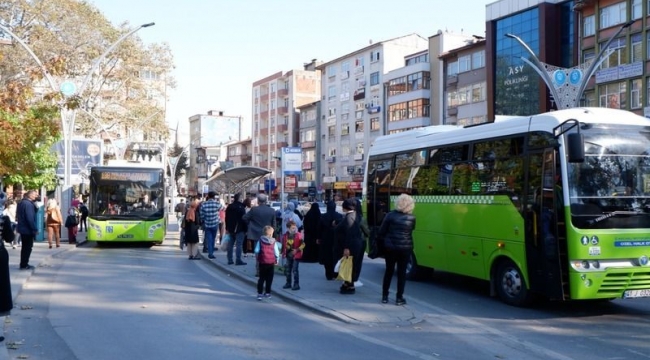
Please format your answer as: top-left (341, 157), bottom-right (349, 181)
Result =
top-left (45, 199), bottom-right (63, 248)
top-left (317, 201), bottom-right (341, 280)
top-left (335, 199), bottom-right (364, 294)
top-left (354, 198), bottom-right (370, 285)
top-left (301, 203), bottom-right (321, 263)
top-left (183, 199), bottom-right (201, 260)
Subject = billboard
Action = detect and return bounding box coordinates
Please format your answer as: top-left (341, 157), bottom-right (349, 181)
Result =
top-left (53, 139), bottom-right (103, 184)
top-left (282, 147), bottom-right (302, 176)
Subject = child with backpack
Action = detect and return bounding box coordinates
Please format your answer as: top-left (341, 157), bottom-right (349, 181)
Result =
top-left (255, 225), bottom-right (280, 301)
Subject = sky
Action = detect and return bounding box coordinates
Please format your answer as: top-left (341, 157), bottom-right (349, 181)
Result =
top-left (89, 0), bottom-right (493, 143)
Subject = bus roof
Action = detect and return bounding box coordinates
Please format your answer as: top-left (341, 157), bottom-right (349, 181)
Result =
top-left (369, 107), bottom-right (650, 157)
top-left (105, 160), bottom-right (164, 168)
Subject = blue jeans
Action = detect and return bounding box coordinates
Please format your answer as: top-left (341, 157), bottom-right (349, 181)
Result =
top-left (204, 226), bottom-right (218, 256)
top-left (227, 232), bottom-right (245, 263)
top-left (284, 255), bottom-right (300, 285)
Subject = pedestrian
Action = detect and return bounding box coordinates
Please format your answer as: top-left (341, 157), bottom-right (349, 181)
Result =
top-left (64, 207), bottom-right (79, 244)
top-left (225, 193), bottom-right (247, 265)
top-left (0, 214), bottom-right (12, 316)
top-left (378, 193), bottom-right (416, 306)
top-left (200, 191), bottom-right (222, 259)
top-left (174, 198), bottom-right (186, 222)
top-left (45, 199), bottom-right (63, 249)
top-left (317, 201), bottom-right (342, 280)
top-left (2, 199), bottom-right (18, 249)
top-left (281, 220), bottom-right (304, 290)
top-left (183, 199), bottom-right (201, 260)
top-left (78, 202), bottom-right (89, 232)
top-left (255, 225), bottom-right (279, 300)
top-left (218, 198), bottom-right (226, 244)
top-left (334, 198), bottom-right (364, 294)
top-left (281, 202), bottom-right (302, 235)
top-left (242, 197), bottom-right (252, 257)
top-left (16, 190), bottom-right (39, 270)
top-left (301, 202), bottom-right (321, 263)
top-left (354, 198), bottom-right (370, 286)
top-left (243, 194), bottom-right (276, 277)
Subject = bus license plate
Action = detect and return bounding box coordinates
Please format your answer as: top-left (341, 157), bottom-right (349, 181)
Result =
top-left (623, 289), bottom-right (650, 299)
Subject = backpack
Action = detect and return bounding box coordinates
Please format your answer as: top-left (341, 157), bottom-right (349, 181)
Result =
top-left (65, 214), bottom-right (78, 228)
top-left (174, 203), bottom-right (181, 212)
top-left (80, 205), bottom-right (89, 216)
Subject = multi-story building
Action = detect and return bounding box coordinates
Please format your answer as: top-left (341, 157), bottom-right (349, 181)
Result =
top-left (251, 60), bottom-right (321, 199)
top-left (225, 138), bottom-right (253, 168)
top-left (317, 34), bottom-right (428, 199)
top-left (187, 110), bottom-right (242, 195)
top-left (485, 0), bottom-right (576, 118)
top-left (439, 36), bottom-right (488, 126)
top-left (384, 50), bottom-right (432, 134)
top-left (296, 101), bottom-right (321, 200)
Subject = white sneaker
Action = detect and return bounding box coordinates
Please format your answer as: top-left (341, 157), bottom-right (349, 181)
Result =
top-left (354, 281), bottom-right (363, 287)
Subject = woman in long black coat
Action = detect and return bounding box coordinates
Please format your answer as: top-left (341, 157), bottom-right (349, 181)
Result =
top-left (301, 203), bottom-right (321, 263)
top-left (1, 215), bottom-right (13, 315)
top-left (184, 200), bottom-right (202, 260)
top-left (335, 199), bottom-right (364, 294)
top-left (317, 201), bottom-right (341, 280)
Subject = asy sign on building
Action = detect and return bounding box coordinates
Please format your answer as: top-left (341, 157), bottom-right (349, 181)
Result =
top-left (282, 147), bottom-right (302, 176)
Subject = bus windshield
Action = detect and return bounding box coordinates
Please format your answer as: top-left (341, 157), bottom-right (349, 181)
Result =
top-left (567, 124), bottom-right (650, 229)
top-left (89, 167), bottom-right (165, 221)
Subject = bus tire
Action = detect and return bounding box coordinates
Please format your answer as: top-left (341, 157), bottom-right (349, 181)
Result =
top-left (405, 251), bottom-right (432, 281)
top-left (495, 260), bottom-right (531, 307)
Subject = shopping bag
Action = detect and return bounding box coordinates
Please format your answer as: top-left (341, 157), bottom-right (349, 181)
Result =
top-left (334, 258), bottom-right (342, 273)
top-left (220, 233), bottom-right (231, 250)
top-left (336, 256), bottom-right (353, 283)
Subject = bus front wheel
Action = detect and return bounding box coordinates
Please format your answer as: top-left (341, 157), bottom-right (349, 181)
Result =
top-left (495, 260), bottom-right (531, 307)
top-left (405, 252), bottom-right (432, 281)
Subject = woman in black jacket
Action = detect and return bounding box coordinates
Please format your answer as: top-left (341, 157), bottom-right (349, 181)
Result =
top-left (317, 201), bottom-right (341, 280)
top-left (378, 193), bottom-right (416, 305)
top-left (335, 199), bottom-right (364, 294)
top-left (301, 203), bottom-right (321, 263)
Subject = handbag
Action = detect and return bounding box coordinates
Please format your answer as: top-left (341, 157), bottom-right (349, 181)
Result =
top-left (220, 233), bottom-right (231, 250)
top-left (336, 256), bottom-right (353, 282)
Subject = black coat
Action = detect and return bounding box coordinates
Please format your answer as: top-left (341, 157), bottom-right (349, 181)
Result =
top-left (184, 219), bottom-right (200, 244)
top-left (0, 243), bottom-right (12, 313)
top-left (225, 201), bottom-right (247, 234)
top-left (318, 202), bottom-right (342, 265)
top-left (377, 210), bottom-right (416, 251)
top-left (301, 204), bottom-right (321, 262)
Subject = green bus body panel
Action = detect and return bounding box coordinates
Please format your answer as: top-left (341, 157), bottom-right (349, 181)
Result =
top-left (565, 220), bottom-right (650, 299)
top-left (411, 195), bottom-right (528, 283)
top-left (87, 217), bottom-right (166, 242)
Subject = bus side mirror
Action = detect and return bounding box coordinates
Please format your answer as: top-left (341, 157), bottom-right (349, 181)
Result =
top-left (567, 133), bottom-right (585, 163)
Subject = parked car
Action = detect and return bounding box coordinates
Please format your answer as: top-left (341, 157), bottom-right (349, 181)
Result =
top-left (269, 201), bottom-right (282, 212)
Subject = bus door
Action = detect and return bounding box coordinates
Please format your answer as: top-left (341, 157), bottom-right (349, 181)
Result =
top-left (524, 149), bottom-right (566, 300)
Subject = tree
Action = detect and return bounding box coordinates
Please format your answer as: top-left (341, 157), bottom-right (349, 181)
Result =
top-left (167, 141), bottom-right (189, 194)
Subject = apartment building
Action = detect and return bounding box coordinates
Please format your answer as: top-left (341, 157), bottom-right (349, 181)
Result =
top-left (317, 34), bottom-right (428, 199)
top-left (251, 60), bottom-right (321, 199)
top-left (439, 36), bottom-right (488, 126)
top-left (296, 101), bottom-right (321, 199)
top-left (187, 110), bottom-right (242, 195)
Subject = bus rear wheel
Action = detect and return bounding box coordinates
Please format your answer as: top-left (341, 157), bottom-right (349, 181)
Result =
top-left (496, 260), bottom-right (531, 307)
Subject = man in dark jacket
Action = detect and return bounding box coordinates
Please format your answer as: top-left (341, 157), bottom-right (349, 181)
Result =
top-left (225, 193), bottom-right (247, 265)
top-left (243, 194), bottom-right (276, 276)
top-left (16, 190), bottom-right (38, 270)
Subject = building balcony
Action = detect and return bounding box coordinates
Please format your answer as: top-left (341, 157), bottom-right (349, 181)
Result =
top-left (259, 110), bottom-right (269, 119)
top-left (447, 75), bottom-right (458, 85)
top-left (276, 141), bottom-right (288, 149)
top-left (277, 88), bottom-right (289, 97)
top-left (277, 106), bottom-right (289, 115)
top-left (301, 141), bottom-right (316, 149)
top-left (276, 123), bottom-right (288, 133)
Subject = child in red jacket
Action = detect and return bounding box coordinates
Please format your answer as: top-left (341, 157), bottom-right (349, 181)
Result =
top-left (281, 220), bottom-right (304, 291)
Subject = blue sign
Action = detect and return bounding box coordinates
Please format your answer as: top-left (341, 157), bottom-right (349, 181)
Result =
top-left (553, 70), bottom-right (566, 86)
top-left (60, 81), bottom-right (77, 97)
top-left (569, 69), bottom-right (582, 85)
top-left (282, 147), bottom-right (302, 176)
top-left (264, 179), bottom-right (276, 193)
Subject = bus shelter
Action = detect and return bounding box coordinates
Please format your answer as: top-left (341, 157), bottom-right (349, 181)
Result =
top-left (204, 166), bottom-right (271, 196)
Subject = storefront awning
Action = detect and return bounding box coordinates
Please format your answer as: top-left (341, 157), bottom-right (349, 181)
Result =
top-left (204, 166), bottom-right (271, 194)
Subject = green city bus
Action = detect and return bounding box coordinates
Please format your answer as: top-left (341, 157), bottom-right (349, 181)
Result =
top-left (87, 163), bottom-right (166, 245)
top-left (364, 107), bottom-right (650, 306)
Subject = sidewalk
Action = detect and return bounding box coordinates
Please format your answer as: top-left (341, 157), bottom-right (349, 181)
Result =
top-left (1, 230), bottom-right (86, 360)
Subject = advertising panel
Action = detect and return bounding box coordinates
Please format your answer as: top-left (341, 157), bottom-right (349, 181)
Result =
top-left (53, 139), bottom-right (103, 184)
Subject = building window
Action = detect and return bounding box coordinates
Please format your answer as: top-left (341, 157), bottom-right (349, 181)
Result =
top-left (328, 85), bottom-right (337, 101)
top-left (447, 61), bottom-right (458, 76)
top-left (328, 107), bottom-right (336, 117)
top-left (341, 145), bottom-right (350, 156)
top-left (328, 147), bottom-right (336, 157)
top-left (632, 0), bottom-right (642, 19)
top-left (458, 55), bottom-right (471, 73)
top-left (600, 2), bottom-right (627, 29)
top-left (327, 65), bottom-right (337, 78)
top-left (472, 50), bottom-right (485, 69)
top-left (370, 50), bottom-right (380, 62)
top-left (584, 90), bottom-right (596, 107)
top-left (600, 38), bottom-right (626, 68)
top-left (389, 99), bottom-right (430, 121)
top-left (328, 125), bottom-right (336, 137)
top-left (583, 15), bottom-right (595, 36)
top-left (599, 81), bottom-right (626, 109)
top-left (356, 110), bottom-right (364, 119)
top-left (471, 82), bottom-right (486, 102)
top-left (370, 117), bottom-right (380, 131)
top-left (355, 120), bottom-right (364, 133)
top-left (341, 125), bottom-right (349, 136)
top-left (341, 102), bottom-right (350, 114)
top-left (632, 33), bottom-right (643, 62)
top-left (356, 143), bottom-right (364, 155)
top-left (631, 78), bottom-right (642, 108)
top-left (370, 72), bottom-right (380, 86)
